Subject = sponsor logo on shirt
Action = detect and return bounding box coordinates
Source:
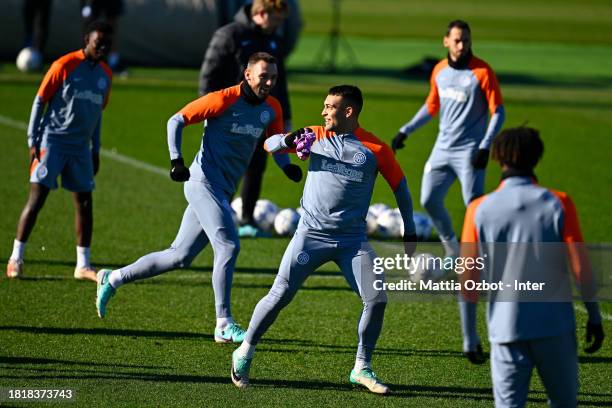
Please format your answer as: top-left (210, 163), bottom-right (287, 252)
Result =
top-left (73, 90), bottom-right (104, 105)
top-left (439, 87), bottom-right (468, 103)
top-left (321, 159), bottom-right (364, 182)
top-left (231, 122), bottom-right (264, 138)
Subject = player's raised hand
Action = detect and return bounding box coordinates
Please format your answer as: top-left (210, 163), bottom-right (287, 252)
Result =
top-left (391, 131), bottom-right (408, 153)
top-left (282, 164), bottom-right (303, 182)
top-left (296, 128), bottom-right (315, 161)
top-left (170, 158), bottom-right (190, 182)
top-left (472, 149), bottom-right (490, 169)
top-left (584, 322), bottom-right (604, 354)
top-left (464, 344), bottom-right (486, 365)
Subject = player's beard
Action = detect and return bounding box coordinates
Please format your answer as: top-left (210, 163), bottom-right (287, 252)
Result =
top-left (448, 49), bottom-right (473, 69)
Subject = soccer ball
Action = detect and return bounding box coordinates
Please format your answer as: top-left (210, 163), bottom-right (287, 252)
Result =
top-left (253, 199), bottom-right (279, 231)
top-left (376, 208), bottom-right (403, 238)
top-left (274, 208), bottom-right (300, 236)
top-left (16, 47), bottom-right (43, 72)
top-left (409, 252), bottom-right (445, 283)
top-left (413, 212), bottom-right (433, 240)
top-left (369, 203), bottom-right (389, 219)
top-left (367, 203), bottom-right (390, 236)
top-left (231, 197), bottom-right (243, 222)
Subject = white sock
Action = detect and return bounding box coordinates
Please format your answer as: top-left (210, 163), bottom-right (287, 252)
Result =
top-left (108, 269), bottom-right (124, 289)
top-left (10, 239), bottom-right (26, 261)
top-left (216, 316), bottom-right (235, 329)
top-left (237, 340), bottom-right (256, 359)
top-left (76, 246), bottom-right (90, 269)
top-left (353, 359), bottom-right (372, 372)
top-left (442, 236), bottom-right (460, 258)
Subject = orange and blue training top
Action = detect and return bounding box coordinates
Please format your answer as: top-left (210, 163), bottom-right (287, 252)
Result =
top-left (27, 49), bottom-right (112, 154)
top-left (167, 83), bottom-right (284, 195)
top-left (283, 126), bottom-right (410, 237)
top-left (402, 56), bottom-right (504, 150)
top-left (460, 175), bottom-right (594, 343)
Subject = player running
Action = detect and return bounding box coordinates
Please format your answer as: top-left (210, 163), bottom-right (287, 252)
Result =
top-left (7, 21), bottom-right (113, 281)
top-left (230, 85), bottom-right (418, 394)
top-left (459, 126), bottom-right (604, 406)
top-left (95, 52), bottom-right (301, 343)
top-left (392, 20), bottom-right (505, 257)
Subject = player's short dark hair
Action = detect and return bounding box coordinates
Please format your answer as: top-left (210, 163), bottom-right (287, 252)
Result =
top-left (328, 85), bottom-right (363, 115)
top-left (247, 52), bottom-right (277, 67)
top-left (85, 20), bottom-right (114, 36)
top-left (251, 0), bottom-right (288, 16)
top-left (446, 19), bottom-right (471, 35)
top-left (491, 126), bottom-right (544, 171)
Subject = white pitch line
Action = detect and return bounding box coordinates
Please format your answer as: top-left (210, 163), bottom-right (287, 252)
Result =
top-left (0, 114), bottom-right (167, 177)
top-left (575, 304), bottom-right (612, 322)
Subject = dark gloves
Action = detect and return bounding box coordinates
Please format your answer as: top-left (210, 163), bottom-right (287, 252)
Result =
top-left (170, 158), bottom-right (190, 182)
top-left (92, 152), bottom-right (100, 175)
top-left (391, 132), bottom-right (408, 152)
top-left (472, 149), bottom-right (490, 169)
top-left (403, 233), bottom-right (418, 257)
top-left (282, 164), bottom-right (303, 182)
top-left (464, 343), bottom-right (486, 365)
top-left (284, 127), bottom-right (307, 148)
top-left (584, 322), bottom-right (604, 354)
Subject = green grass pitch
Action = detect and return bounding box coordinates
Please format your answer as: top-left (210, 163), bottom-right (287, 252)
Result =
top-left (1, 1), bottom-right (611, 406)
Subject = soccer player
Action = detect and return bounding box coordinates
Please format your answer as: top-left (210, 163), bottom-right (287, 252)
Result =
top-left (96, 52), bottom-right (299, 344)
top-left (459, 126), bottom-right (604, 407)
top-left (6, 21), bottom-right (114, 281)
top-left (230, 85), bottom-right (418, 393)
top-left (199, 0), bottom-right (299, 237)
top-left (392, 20), bottom-right (505, 257)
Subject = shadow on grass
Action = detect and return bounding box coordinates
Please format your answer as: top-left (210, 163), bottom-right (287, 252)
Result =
top-left (0, 356), bottom-right (169, 370)
top-left (1, 368), bottom-right (610, 405)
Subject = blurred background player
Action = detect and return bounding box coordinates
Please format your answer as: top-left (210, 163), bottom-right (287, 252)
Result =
top-left (22, 0), bottom-right (52, 60)
top-left (392, 20), bottom-right (505, 257)
top-left (199, 0), bottom-right (299, 237)
top-left (80, 0), bottom-right (126, 75)
top-left (231, 85), bottom-right (418, 393)
top-left (96, 53), bottom-right (301, 343)
top-left (459, 126), bottom-right (604, 407)
top-left (6, 21), bottom-right (114, 281)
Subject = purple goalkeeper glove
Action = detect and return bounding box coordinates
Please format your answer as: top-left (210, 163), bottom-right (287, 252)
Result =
top-left (296, 127), bottom-right (315, 161)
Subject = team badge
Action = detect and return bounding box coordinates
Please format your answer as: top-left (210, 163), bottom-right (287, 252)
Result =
top-left (260, 110), bottom-right (271, 124)
top-left (37, 164), bottom-right (48, 179)
top-left (353, 152), bottom-right (366, 165)
top-left (97, 77), bottom-right (107, 90)
top-left (296, 251), bottom-right (309, 265)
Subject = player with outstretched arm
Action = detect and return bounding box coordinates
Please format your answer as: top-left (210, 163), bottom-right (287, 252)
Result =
top-left (230, 85), bottom-right (418, 394)
top-left (95, 53), bottom-right (302, 344)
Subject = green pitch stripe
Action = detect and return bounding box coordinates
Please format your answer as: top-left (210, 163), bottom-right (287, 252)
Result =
top-left (0, 114), bottom-right (167, 177)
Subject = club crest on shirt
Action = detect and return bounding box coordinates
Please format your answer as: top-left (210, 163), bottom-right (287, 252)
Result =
top-left (97, 77), bottom-right (107, 90)
top-left (296, 251), bottom-right (309, 265)
top-left (353, 152), bottom-right (366, 165)
top-left (460, 74), bottom-right (472, 87)
top-left (37, 164), bottom-right (48, 179)
top-left (260, 110), bottom-right (271, 124)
